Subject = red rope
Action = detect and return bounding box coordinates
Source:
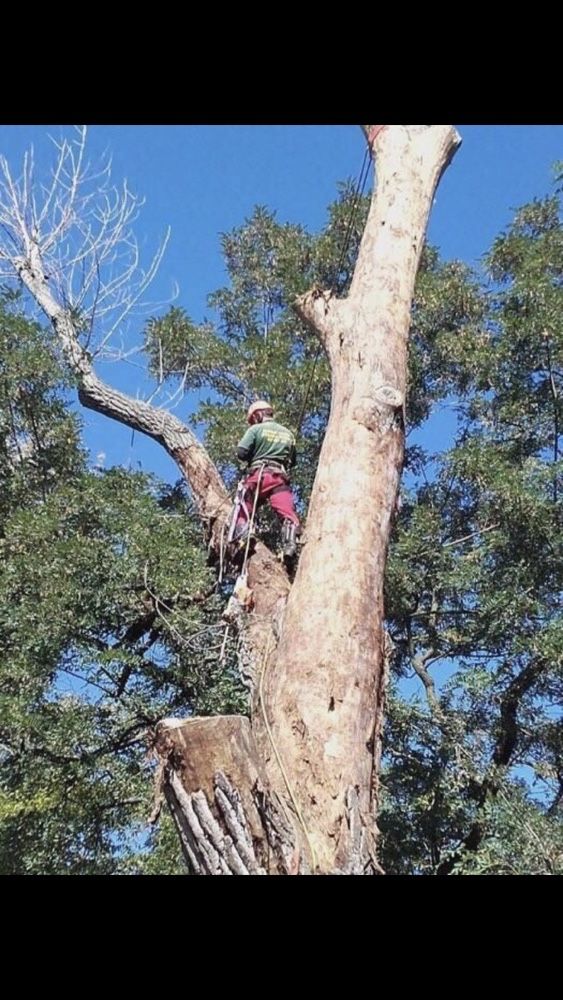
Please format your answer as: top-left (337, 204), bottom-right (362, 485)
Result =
top-left (367, 124), bottom-right (386, 146)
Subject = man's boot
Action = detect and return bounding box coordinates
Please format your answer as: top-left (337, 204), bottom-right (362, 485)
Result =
top-left (281, 519), bottom-right (299, 557)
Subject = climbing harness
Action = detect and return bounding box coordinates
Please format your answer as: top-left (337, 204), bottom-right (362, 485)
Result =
top-left (250, 459), bottom-right (288, 475)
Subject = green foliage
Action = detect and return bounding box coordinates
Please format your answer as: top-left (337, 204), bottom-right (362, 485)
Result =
top-left (2, 168), bottom-right (563, 875)
top-left (0, 296), bottom-right (245, 873)
top-left (381, 181), bottom-right (563, 874)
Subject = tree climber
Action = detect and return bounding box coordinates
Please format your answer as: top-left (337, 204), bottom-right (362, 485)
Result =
top-left (232, 400), bottom-right (301, 557)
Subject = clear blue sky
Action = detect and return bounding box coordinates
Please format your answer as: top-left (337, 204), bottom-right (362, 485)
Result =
top-left (1, 125), bottom-right (562, 478)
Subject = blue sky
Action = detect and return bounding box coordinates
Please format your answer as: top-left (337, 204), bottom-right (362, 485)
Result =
top-left (1, 124), bottom-right (562, 478)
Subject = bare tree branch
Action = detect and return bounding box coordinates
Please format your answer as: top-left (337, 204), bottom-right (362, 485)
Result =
top-left (0, 127), bottom-right (289, 705)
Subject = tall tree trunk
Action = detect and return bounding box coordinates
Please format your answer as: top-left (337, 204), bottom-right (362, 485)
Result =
top-left (262, 125), bottom-right (461, 872)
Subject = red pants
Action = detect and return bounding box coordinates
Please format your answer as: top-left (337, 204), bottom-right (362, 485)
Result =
top-left (235, 468), bottom-right (300, 531)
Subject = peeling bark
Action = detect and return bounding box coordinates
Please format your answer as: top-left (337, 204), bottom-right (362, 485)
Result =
top-left (155, 717), bottom-right (301, 874)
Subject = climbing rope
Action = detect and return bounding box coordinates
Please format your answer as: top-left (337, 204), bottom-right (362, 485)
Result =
top-left (217, 463), bottom-right (265, 589)
top-left (218, 519), bottom-right (227, 585)
top-left (258, 636), bottom-right (318, 874)
top-left (293, 138), bottom-right (373, 439)
top-left (218, 465), bottom-right (266, 661)
top-left (332, 146), bottom-right (371, 290)
top-left (241, 463), bottom-right (265, 576)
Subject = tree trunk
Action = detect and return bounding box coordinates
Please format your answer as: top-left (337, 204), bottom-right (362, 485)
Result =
top-left (262, 125), bottom-right (461, 872)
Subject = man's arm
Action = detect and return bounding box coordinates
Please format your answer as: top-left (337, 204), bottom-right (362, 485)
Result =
top-left (236, 426), bottom-right (256, 465)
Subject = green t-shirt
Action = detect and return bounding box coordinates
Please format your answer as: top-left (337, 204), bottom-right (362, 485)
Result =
top-left (237, 419), bottom-right (296, 469)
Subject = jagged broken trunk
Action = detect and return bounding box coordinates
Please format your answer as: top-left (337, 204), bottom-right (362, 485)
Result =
top-left (154, 718), bottom-right (299, 874)
top-left (155, 127), bottom-right (461, 875)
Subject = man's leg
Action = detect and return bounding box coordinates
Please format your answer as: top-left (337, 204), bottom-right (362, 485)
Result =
top-left (268, 483), bottom-right (300, 527)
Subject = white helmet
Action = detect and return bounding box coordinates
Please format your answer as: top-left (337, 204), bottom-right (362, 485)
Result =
top-left (247, 399), bottom-right (273, 425)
